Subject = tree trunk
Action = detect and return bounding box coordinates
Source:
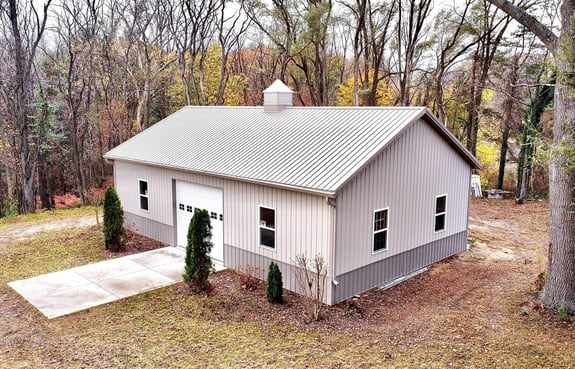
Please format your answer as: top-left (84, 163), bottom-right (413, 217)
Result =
top-left (1, 128), bottom-right (14, 208)
top-left (37, 149), bottom-right (51, 209)
top-left (483, 0), bottom-right (575, 311)
top-left (466, 49), bottom-right (481, 156)
top-left (497, 56), bottom-right (518, 189)
top-left (541, 53), bottom-right (575, 312)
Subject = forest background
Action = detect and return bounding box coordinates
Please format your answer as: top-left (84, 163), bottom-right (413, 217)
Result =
top-left (0, 0), bottom-right (557, 216)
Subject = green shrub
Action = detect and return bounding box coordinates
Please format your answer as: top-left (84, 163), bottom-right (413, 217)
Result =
top-left (266, 261), bottom-right (283, 303)
top-left (102, 186), bottom-right (125, 252)
top-left (183, 208), bottom-right (214, 292)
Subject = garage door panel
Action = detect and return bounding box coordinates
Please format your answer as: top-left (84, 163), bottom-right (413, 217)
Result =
top-left (176, 181), bottom-right (223, 262)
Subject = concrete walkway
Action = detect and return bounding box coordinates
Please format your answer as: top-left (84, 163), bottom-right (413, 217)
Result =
top-left (8, 247), bottom-right (224, 319)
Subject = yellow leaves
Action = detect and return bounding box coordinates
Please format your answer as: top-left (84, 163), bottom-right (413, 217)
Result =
top-left (335, 70), bottom-right (395, 106)
top-left (476, 139), bottom-right (500, 188)
top-left (172, 44), bottom-right (249, 106)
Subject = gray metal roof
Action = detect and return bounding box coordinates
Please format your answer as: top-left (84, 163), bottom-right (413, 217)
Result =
top-left (104, 106), bottom-right (481, 196)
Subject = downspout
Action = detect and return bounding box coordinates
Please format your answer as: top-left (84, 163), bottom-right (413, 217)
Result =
top-left (465, 169), bottom-right (473, 251)
top-left (326, 195), bottom-right (338, 305)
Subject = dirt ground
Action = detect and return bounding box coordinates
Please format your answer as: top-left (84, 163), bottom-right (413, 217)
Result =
top-left (1, 199), bottom-right (572, 368)
top-left (0, 214), bottom-right (97, 246)
top-left (208, 197), bottom-right (552, 332)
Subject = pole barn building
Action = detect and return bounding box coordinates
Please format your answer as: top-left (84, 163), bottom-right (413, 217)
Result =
top-left (104, 80), bottom-right (481, 305)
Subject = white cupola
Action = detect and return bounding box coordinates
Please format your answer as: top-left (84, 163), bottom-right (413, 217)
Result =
top-left (263, 79), bottom-right (293, 112)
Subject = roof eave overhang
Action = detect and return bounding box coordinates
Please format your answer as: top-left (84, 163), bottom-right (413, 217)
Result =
top-left (104, 156), bottom-right (337, 198)
top-left (419, 108), bottom-right (483, 170)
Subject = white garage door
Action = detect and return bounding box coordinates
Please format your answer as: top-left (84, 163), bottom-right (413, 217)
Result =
top-left (175, 181), bottom-right (223, 263)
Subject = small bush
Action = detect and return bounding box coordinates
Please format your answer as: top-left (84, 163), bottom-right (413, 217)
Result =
top-left (294, 253), bottom-right (328, 321)
top-left (87, 187), bottom-right (106, 227)
top-left (102, 186), bottom-right (125, 252)
top-left (557, 306), bottom-right (572, 323)
top-left (183, 208), bottom-right (214, 292)
top-left (1, 199), bottom-right (18, 218)
top-left (534, 272), bottom-right (545, 292)
top-left (266, 261), bottom-right (283, 303)
top-left (237, 264), bottom-right (264, 291)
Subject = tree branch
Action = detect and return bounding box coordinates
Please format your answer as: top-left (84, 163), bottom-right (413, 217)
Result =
top-left (486, 0), bottom-right (558, 54)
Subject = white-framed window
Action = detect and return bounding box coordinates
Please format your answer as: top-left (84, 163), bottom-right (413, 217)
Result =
top-left (138, 179), bottom-right (149, 211)
top-left (259, 206), bottom-right (275, 249)
top-left (373, 208), bottom-right (389, 253)
top-left (434, 194), bottom-right (447, 232)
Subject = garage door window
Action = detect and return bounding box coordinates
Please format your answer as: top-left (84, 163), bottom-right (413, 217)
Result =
top-left (259, 206), bottom-right (275, 249)
top-left (139, 179), bottom-right (149, 211)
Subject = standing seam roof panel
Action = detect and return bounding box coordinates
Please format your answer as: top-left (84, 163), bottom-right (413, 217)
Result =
top-left (104, 106), bottom-right (477, 194)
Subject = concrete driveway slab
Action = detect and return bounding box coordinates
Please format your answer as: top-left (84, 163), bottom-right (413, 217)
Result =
top-left (127, 247), bottom-right (185, 268)
top-left (98, 269), bottom-right (175, 298)
top-left (73, 257), bottom-right (146, 282)
top-left (34, 284), bottom-right (117, 319)
top-left (9, 269), bottom-right (91, 298)
top-left (153, 261), bottom-right (186, 281)
top-left (7, 247), bottom-right (219, 319)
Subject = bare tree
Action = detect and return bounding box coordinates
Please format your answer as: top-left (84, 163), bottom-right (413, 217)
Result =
top-left (48, 0), bottom-right (102, 204)
top-left (215, 1), bottom-right (251, 105)
top-left (430, 0), bottom-right (477, 123)
top-left (243, 0), bottom-right (300, 82)
top-left (0, 0), bottom-right (52, 213)
top-left (118, 0), bottom-right (175, 131)
top-left (165, 0), bottom-right (221, 106)
top-left (340, 0), bottom-right (397, 106)
top-left (465, 0), bottom-right (511, 156)
top-left (394, 0), bottom-right (433, 106)
top-left (294, 253), bottom-right (328, 321)
top-left (496, 54), bottom-right (519, 189)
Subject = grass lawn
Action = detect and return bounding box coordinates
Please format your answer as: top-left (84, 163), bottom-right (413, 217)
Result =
top-left (1, 200), bottom-right (574, 368)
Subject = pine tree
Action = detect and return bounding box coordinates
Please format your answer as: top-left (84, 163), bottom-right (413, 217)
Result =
top-left (183, 208), bottom-right (214, 292)
top-left (266, 261), bottom-right (283, 303)
top-left (102, 186), bottom-right (125, 252)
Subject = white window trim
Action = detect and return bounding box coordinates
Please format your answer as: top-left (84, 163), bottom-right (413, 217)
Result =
top-left (259, 205), bottom-right (276, 251)
top-left (434, 194), bottom-right (447, 233)
top-left (372, 207), bottom-right (389, 254)
top-left (138, 179), bottom-right (149, 212)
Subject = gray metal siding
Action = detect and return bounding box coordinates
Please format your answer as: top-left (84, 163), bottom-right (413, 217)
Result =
top-left (224, 244), bottom-right (299, 295)
top-left (335, 119), bottom-right (472, 275)
top-left (124, 212), bottom-right (173, 245)
top-left (224, 244), bottom-right (331, 303)
top-left (331, 230), bottom-right (467, 304)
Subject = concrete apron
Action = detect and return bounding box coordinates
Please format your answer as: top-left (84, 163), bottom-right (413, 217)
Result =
top-left (8, 247), bottom-right (225, 319)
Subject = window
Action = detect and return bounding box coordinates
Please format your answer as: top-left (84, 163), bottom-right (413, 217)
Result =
top-left (179, 203), bottom-right (184, 211)
top-left (435, 195), bottom-right (447, 232)
top-left (259, 206), bottom-right (275, 249)
top-left (186, 205), bottom-right (193, 213)
top-left (210, 212), bottom-right (217, 220)
top-left (139, 180), bottom-right (149, 211)
top-left (373, 208), bottom-right (388, 253)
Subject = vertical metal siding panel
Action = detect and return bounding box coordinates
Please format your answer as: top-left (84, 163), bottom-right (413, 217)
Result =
top-left (115, 160), bottom-right (332, 296)
top-left (332, 231), bottom-right (467, 304)
top-left (336, 119), bottom-right (472, 276)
